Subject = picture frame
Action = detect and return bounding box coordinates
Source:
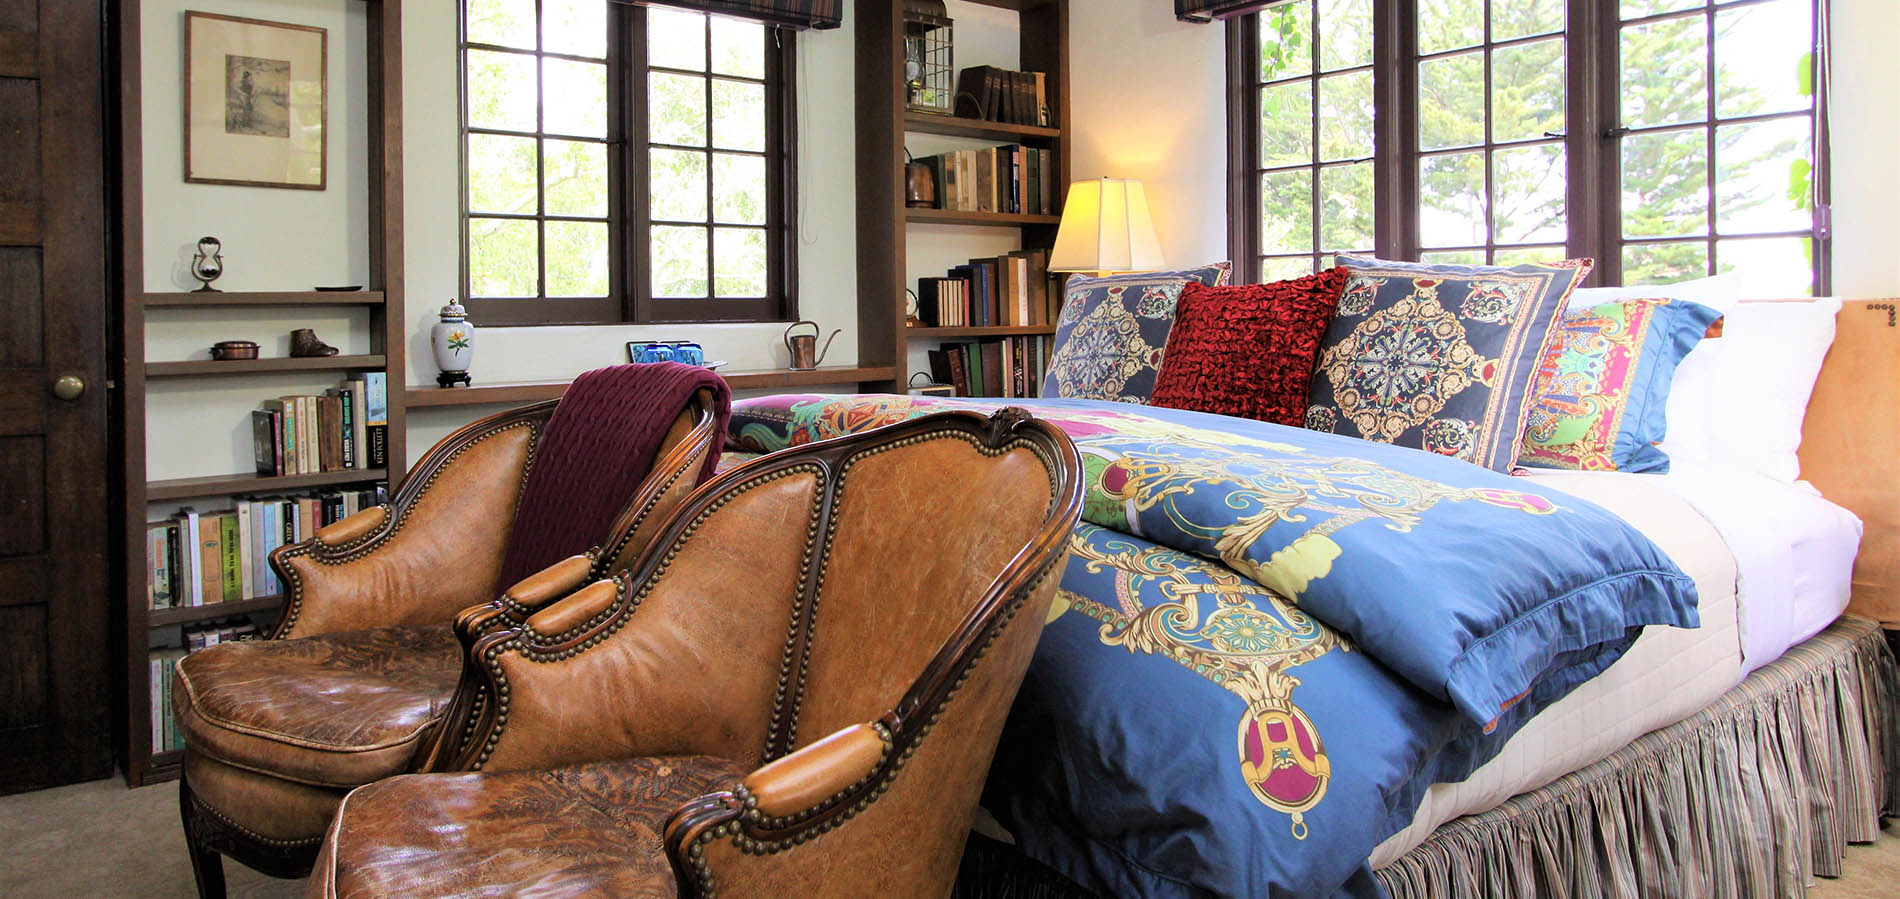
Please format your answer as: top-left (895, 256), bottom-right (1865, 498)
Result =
top-left (185, 11), bottom-right (327, 190)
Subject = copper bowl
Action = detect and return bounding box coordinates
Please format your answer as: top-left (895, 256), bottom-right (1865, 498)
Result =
top-left (210, 340), bottom-right (259, 361)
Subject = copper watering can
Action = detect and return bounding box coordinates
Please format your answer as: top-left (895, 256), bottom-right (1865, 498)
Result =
top-left (783, 321), bottom-right (841, 370)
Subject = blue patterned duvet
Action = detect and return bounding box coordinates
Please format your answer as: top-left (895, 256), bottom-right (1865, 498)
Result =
top-left (730, 395), bottom-right (1698, 897)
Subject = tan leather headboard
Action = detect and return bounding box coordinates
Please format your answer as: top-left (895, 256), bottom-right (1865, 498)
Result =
top-left (1797, 299), bottom-right (1900, 625)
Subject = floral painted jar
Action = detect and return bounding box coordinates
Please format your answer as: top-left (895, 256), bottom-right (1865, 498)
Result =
top-left (432, 301), bottom-right (475, 387)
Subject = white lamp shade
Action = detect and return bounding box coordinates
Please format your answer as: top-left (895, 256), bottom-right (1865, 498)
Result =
top-left (1047, 178), bottom-right (1166, 274)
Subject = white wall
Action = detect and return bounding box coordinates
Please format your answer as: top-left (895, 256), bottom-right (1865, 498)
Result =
top-left (1827, 0), bottom-right (1900, 297)
top-left (1068, 1), bottom-right (1229, 269)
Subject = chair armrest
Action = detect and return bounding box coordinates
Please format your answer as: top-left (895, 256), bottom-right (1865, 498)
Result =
top-left (452, 552), bottom-right (599, 646)
top-left (741, 723), bottom-right (889, 819)
top-left (271, 409), bottom-right (544, 638)
top-left (314, 506), bottom-right (387, 548)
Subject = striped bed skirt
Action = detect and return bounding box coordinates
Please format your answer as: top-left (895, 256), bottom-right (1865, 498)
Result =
top-left (955, 616), bottom-right (1899, 898)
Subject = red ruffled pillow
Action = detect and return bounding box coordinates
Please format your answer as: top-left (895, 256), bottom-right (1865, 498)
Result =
top-left (1149, 268), bottom-right (1348, 426)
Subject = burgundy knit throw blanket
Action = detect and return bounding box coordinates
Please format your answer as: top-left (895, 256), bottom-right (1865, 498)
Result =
top-left (497, 362), bottom-right (731, 587)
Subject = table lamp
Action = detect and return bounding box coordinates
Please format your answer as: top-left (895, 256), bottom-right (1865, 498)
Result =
top-left (1047, 178), bottom-right (1165, 278)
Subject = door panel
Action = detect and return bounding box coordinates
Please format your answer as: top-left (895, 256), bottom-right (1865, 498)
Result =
top-left (0, 0), bottom-right (112, 795)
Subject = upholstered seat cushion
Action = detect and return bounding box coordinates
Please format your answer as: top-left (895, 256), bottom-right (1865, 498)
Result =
top-left (174, 624), bottom-right (463, 788)
top-left (314, 756), bottom-right (746, 898)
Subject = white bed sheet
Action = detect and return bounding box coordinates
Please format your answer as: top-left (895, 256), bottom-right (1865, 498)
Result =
top-left (1371, 467), bottom-right (1862, 866)
top-left (1641, 462), bottom-right (1862, 675)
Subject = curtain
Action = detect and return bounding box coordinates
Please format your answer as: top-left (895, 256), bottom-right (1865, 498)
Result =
top-left (608, 0), bottom-right (842, 30)
top-left (1174, 0), bottom-right (1299, 23)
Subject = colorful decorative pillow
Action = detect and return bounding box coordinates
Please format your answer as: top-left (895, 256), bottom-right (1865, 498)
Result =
top-left (1148, 268), bottom-right (1348, 426)
top-left (1039, 262), bottom-right (1233, 403)
top-left (1517, 297), bottom-right (1723, 473)
top-left (1303, 255), bottom-right (1592, 473)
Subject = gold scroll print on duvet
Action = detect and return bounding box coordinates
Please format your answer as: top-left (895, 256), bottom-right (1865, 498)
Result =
top-left (1060, 528), bottom-right (1348, 841)
top-left (1052, 437), bottom-right (1560, 840)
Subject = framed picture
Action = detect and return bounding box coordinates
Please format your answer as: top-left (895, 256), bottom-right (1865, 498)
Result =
top-left (185, 11), bottom-right (327, 190)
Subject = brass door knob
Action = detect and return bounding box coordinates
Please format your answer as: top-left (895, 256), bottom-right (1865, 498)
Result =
top-left (51, 375), bottom-right (85, 401)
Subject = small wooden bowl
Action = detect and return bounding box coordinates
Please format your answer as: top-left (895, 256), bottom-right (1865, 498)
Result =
top-left (210, 340), bottom-right (260, 361)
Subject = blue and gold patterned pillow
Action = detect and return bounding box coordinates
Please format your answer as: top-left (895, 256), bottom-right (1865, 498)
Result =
top-left (1304, 255), bottom-right (1591, 473)
top-left (1040, 262), bottom-right (1232, 403)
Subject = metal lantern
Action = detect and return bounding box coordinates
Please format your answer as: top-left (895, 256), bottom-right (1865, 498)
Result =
top-left (903, 1), bottom-right (953, 115)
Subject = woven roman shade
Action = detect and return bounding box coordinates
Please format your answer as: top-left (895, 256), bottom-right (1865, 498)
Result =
top-left (1174, 0), bottom-right (1300, 23)
top-left (610, 0), bottom-right (841, 30)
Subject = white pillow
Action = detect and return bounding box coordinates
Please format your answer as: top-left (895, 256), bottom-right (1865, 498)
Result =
top-left (1658, 296), bottom-right (1839, 482)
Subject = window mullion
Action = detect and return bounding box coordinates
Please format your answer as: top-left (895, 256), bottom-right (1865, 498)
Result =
top-left (534, 0), bottom-right (547, 302)
top-left (1224, 18), bottom-right (1261, 284)
top-left (1703, 5), bottom-right (1718, 277)
top-left (703, 18), bottom-right (716, 303)
top-left (1375, 0), bottom-right (1418, 260)
top-left (627, 6), bottom-right (653, 321)
top-left (1568, 0), bottom-right (1619, 283)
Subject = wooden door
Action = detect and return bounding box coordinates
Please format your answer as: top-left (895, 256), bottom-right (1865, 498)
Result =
top-left (0, 0), bottom-right (113, 794)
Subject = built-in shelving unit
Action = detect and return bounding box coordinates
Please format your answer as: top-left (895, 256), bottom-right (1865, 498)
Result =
top-left (904, 208), bottom-right (1062, 227)
top-left (145, 355), bottom-right (389, 378)
top-left (856, 0), bottom-right (1070, 393)
top-left (142, 290), bottom-right (386, 307)
top-left (904, 324), bottom-right (1055, 340)
top-left (146, 468), bottom-right (393, 502)
top-left (115, 0), bottom-right (408, 788)
top-left (404, 365), bottom-right (900, 409)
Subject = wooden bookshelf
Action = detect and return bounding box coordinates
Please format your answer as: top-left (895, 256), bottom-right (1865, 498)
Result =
top-left (115, 0), bottom-right (408, 788)
top-left (145, 354), bottom-right (387, 378)
top-left (149, 595), bottom-right (287, 629)
top-left (143, 290), bottom-right (386, 307)
top-left (405, 365), bottom-right (901, 409)
top-left (146, 468), bottom-right (390, 502)
top-left (903, 113), bottom-right (1059, 143)
top-left (905, 208), bottom-right (1062, 227)
top-left (857, 0), bottom-right (1069, 393)
top-left (905, 324), bottom-right (1056, 339)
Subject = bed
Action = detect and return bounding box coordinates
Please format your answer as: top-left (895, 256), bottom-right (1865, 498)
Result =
top-left (720, 297), bottom-right (1898, 898)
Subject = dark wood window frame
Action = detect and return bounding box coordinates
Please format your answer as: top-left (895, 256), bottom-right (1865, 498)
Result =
top-left (459, 2), bottom-right (800, 326)
top-left (1226, 0), bottom-right (1831, 294)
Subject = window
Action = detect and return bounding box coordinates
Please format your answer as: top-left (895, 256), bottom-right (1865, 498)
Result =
top-left (1251, 0), bottom-right (1376, 282)
top-left (461, 0), bottom-right (796, 325)
top-left (1229, 0), bottom-right (1828, 294)
top-left (1414, 0), bottom-right (1569, 267)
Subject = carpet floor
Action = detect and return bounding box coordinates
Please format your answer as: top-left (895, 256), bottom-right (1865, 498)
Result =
top-left (3, 776), bottom-right (1898, 897)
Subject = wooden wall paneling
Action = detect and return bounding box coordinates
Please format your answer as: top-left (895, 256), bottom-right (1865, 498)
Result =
top-left (367, 0), bottom-right (407, 484)
top-left (1799, 300), bottom-right (1900, 625)
top-left (0, 0), bottom-right (116, 795)
top-left (854, 0), bottom-right (903, 390)
top-left (0, 248), bottom-right (43, 367)
top-left (115, 0), bottom-right (151, 788)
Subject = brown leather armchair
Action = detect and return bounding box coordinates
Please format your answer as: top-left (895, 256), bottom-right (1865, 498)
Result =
top-left (303, 407), bottom-right (1083, 898)
top-left (173, 384), bottom-right (724, 899)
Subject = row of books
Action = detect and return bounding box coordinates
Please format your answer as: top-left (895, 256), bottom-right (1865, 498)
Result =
top-left (145, 486), bottom-right (388, 609)
top-left (914, 144), bottom-right (1057, 216)
top-left (916, 250), bottom-right (1062, 328)
top-left (953, 65), bottom-right (1052, 127)
top-left (149, 620), bottom-right (262, 752)
top-left (251, 372), bottom-right (390, 476)
top-left (926, 337), bottom-right (1048, 398)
